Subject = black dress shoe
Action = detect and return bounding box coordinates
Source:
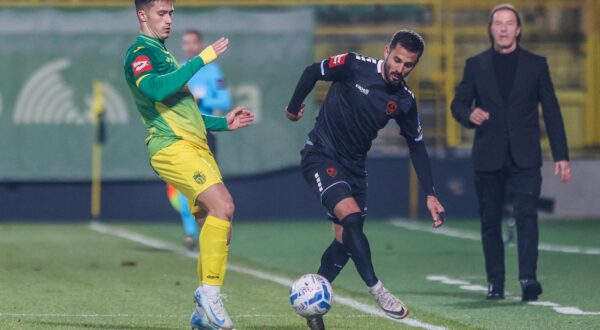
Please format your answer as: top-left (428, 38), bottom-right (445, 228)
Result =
top-left (486, 283), bottom-right (505, 300)
top-left (520, 279), bottom-right (543, 301)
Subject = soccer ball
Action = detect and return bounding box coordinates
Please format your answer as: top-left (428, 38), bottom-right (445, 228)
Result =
top-left (289, 274), bottom-right (334, 318)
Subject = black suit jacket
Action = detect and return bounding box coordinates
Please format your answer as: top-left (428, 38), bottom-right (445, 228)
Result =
top-left (451, 47), bottom-right (569, 172)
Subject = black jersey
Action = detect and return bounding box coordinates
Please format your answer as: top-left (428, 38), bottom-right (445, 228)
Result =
top-left (287, 52), bottom-right (434, 195)
top-left (311, 53), bottom-right (420, 163)
top-left (287, 53), bottom-right (434, 195)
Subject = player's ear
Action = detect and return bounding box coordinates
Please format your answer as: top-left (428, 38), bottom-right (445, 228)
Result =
top-left (137, 8), bottom-right (147, 23)
top-left (384, 44), bottom-right (390, 58)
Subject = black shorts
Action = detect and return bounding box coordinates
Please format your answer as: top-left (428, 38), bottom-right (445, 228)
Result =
top-left (300, 146), bottom-right (367, 223)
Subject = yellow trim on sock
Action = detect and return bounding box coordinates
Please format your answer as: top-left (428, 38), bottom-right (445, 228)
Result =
top-left (199, 46), bottom-right (217, 65)
top-left (205, 215), bottom-right (230, 230)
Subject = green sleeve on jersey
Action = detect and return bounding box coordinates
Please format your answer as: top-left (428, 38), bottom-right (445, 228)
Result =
top-left (137, 56), bottom-right (206, 102)
top-left (202, 114), bottom-right (228, 131)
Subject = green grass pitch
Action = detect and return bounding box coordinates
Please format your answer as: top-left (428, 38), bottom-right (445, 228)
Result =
top-left (1, 219), bottom-right (599, 329)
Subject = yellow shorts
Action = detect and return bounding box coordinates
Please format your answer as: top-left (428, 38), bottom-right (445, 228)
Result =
top-left (150, 140), bottom-right (222, 215)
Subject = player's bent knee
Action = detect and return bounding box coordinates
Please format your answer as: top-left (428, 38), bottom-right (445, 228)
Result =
top-left (211, 200), bottom-right (235, 221)
top-left (340, 212), bottom-right (363, 230)
top-left (222, 200), bottom-right (235, 220)
top-left (333, 197), bottom-right (361, 220)
top-left (194, 209), bottom-right (208, 222)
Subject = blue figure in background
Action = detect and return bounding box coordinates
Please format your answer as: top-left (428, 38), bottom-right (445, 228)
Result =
top-left (166, 29), bottom-right (232, 250)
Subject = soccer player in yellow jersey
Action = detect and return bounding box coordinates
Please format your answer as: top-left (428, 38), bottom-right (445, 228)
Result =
top-left (124, 1), bottom-right (253, 329)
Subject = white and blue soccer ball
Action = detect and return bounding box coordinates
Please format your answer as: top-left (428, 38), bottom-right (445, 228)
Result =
top-left (289, 273), bottom-right (334, 318)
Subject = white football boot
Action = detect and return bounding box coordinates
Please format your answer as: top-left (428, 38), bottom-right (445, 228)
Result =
top-left (190, 305), bottom-right (220, 330)
top-left (368, 281), bottom-right (409, 319)
top-left (194, 287), bottom-right (234, 330)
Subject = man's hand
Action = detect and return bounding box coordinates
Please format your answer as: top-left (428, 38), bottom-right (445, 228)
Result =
top-left (226, 106), bottom-right (254, 131)
top-left (285, 104), bottom-right (305, 122)
top-left (469, 107), bottom-right (490, 126)
top-left (554, 160), bottom-right (571, 183)
top-left (426, 195), bottom-right (446, 229)
top-left (210, 37), bottom-right (229, 57)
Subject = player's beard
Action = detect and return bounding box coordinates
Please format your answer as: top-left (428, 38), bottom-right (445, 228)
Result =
top-left (383, 57), bottom-right (403, 87)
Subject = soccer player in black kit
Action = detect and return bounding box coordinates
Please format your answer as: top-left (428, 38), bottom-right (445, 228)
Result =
top-left (285, 30), bottom-right (446, 330)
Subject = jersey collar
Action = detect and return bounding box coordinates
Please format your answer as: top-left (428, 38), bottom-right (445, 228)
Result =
top-left (138, 34), bottom-right (167, 51)
top-left (377, 59), bottom-right (383, 74)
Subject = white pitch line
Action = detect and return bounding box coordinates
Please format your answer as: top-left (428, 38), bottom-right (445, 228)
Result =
top-left (390, 219), bottom-right (600, 255)
top-left (0, 312), bottom-right (430, 319)
top-left (89, 222), bottom-right (446, 330)
top-left (0, 313), bottom-right (181, 318)
top-left (426, 275), bottom-right (600, 316)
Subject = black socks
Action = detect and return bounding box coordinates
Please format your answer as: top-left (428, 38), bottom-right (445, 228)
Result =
top-left (341, 212), bottom-right (378, 287)
top-left (317, 239), bottom-right (350, 283)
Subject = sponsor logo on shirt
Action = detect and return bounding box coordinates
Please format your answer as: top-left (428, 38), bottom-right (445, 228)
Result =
top-left (132, 55), bottom-right (152, 76)
top-left (355, 83), bottom-right (369, 95)
top-left (328, 53), bottom-right (348, 68)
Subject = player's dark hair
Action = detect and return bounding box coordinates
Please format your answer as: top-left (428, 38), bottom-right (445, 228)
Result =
top-left (389, 30), bottom-right (425, 58)
top-left (135, 0), bottom-right (174, 11)
top-left (488, 3), bottom-right (522, 44)
top-left (184, 29), bottom-right (203, 42)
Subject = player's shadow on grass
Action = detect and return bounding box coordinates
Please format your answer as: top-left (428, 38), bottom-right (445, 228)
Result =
top-left (28, 320), bottom-right (176, 330)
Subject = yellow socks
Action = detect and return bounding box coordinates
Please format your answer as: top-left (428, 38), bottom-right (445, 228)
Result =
top-left (199, 216), bottom-right (231, 286)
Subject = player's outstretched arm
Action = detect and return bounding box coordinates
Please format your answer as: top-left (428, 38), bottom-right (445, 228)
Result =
top-left (407, 139), bottom-right (445, 228)
top-left (136, 37), bottom-right (229, 102)
top-left (285, 54), bottom-right (352, 122)
top-left (285, 104), bottom-right (305, 122)
top-left (285, 63), bottom-right (321, 121)
top-left (427, 196), bottom-right (446, 228)
top-left (226, 106), bottom-right (254, 131)
top-left (211, 37), bottom-right (229, 57)
top-left (198, 37), bottom-right (229, 65)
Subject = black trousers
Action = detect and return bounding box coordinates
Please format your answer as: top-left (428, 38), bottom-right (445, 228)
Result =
top-left (475, 158), bottom-right (542, 285)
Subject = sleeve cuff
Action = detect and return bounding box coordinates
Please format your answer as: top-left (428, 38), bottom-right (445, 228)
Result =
top-left (199, 46), bottom-right (217, 65)
top-left (203, 114), bottom-right (229, 131)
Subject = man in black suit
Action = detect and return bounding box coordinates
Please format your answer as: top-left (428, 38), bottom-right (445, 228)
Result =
top-left (451, 3), bottom-right (571, 301)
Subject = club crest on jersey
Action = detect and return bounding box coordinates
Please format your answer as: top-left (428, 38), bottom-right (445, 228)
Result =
top-left (328, 53), bottom-right (348, 68)
top-left (386, 101), bottom-right (398, 116)
top-left (193, 171), bottom-right (206, 184)
top-left (132, 55), bottom-right (152, 76)
top-left (326, 167), bottom-right (338, 178)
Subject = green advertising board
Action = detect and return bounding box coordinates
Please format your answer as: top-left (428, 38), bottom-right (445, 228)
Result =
top-left (0, 8), bottom-right (314, 180)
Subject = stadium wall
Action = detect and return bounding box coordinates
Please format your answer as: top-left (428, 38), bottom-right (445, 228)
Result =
top-left (0, 157), bottom-right (478, 222)
top-left (2, 158), bottom-right (598, 222)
